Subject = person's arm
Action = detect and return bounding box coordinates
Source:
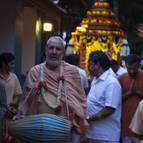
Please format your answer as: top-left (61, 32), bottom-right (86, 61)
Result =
top-left (129, 100), bottom-right (143, 138)
top-left (87, 107), bottom-right (115, 121)
top-left (129, 100), bottom-right (143, 139)
top-left (0, 83), bottom-right (7, 120)
top-left (87, 81), bottom-right (121, 122)
top-left (133, 133), bottom-right (143, 139)
top-left (8, 74), bottom-right (23, 116)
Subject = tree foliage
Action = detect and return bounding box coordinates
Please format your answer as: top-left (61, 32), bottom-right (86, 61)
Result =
top-left (118, 0), bottom-right (143, 55)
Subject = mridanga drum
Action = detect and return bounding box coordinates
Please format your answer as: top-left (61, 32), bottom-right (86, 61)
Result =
top-left (8, 114), bottom-right (72, 143)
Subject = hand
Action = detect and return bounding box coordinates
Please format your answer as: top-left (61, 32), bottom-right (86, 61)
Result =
top-left (77, 119), bottom-right (89, 134)
top-left (38, 81), bottom-right (48, 90)
top-left (5, 104), bottom-right (18, 119)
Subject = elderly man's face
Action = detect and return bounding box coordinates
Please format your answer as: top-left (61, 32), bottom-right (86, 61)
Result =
top-left (45, 39), bottom-right (64, 68)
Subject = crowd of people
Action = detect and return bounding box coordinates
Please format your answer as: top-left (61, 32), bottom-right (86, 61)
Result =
top-left (0, 35), bottom-right (143, 143)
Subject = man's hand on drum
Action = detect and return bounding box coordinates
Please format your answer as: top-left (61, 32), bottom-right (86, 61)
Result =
top-left (74, 118), bottom-right (89, 134)
top-left (79, 119), bottom-right (89, 134)
top-left (38, 81), bottom-right (48, 90)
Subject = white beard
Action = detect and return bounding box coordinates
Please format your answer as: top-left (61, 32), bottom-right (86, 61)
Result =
top-left (46, 57), bottom-right (62, 69)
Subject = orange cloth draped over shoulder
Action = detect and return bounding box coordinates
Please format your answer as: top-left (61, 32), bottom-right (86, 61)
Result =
top-left (118, 71), bottom-right (143, 136)
top-left (21, 62), bottom-right (87, 132)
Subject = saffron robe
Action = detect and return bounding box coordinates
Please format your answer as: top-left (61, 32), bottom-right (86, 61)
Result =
top-left (20, 62), bottom-right (87, 132)
top-left (118, 70), bottom-right (143, 136)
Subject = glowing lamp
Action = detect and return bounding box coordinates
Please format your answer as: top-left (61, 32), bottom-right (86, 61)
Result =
top-left (43, 22), bottom-right (53, 32)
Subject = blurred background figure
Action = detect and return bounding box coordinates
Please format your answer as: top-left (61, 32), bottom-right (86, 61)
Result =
top-left (110, 59), bottom-right (127, 77)
top-left (0, 52), bottom-right (22, 142)
top-left (0, 81), bottom-right (7, 142)
top-left (118, 54), bottom-right (143, 143)
top-left (0, 52), bottom-right (22, 106)
top-left (65, 54), bottom-right (89, 95)
top-left (0, 81), bottom-right (7, 120)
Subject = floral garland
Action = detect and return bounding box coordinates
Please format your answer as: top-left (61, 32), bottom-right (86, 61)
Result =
top-left (40, 62), bottom-right (64, 110)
